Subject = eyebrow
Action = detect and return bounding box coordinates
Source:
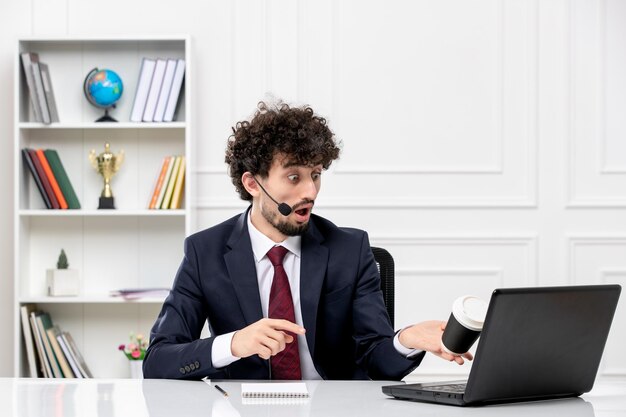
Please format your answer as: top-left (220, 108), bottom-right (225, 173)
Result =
top-left (281, 160), bottom-right (323, 169)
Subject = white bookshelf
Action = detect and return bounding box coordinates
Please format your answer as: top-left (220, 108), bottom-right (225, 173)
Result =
top-left (13, 36), bottom-right (191, 378)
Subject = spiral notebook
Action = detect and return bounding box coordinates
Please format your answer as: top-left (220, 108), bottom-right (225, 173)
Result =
top-left (241, 382), bottom-right (309, 399)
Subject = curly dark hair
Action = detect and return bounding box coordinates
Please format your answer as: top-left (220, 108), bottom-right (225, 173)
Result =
top-left (225, 101), bottom-right (341, 201)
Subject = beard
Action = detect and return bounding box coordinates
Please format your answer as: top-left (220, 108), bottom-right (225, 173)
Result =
top-left (261, 199), bottom-right (311, 236)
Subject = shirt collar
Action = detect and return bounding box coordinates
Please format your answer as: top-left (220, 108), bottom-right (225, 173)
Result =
top-left (247, 211), bottom-right (302, 263)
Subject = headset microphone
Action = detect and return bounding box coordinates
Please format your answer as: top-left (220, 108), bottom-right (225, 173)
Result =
top-left (254, 177), bottom-right (293, 216)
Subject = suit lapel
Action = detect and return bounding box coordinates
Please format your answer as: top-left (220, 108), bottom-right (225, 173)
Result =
top-left (300, 217), bottom-right (328, 360)
top-left (224, 209), bottom-right (264, 326)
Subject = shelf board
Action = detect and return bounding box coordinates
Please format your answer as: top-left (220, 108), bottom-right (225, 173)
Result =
top-left (19, 122), bottom-right (186, 129)
top-left (19, 296), bottom-right (166, 304)
top-left (19, 209), bottom-right (187, 217)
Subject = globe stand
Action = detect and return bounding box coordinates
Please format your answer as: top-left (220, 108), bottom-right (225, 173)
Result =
top-left (95, 108), bottom-right (118, 123)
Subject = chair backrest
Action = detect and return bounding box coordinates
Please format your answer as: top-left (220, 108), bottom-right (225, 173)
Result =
top-left (371, 246), bottom-right (395, 327)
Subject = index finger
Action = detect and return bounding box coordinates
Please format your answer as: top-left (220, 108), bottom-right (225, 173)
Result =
top-left (265, 319), bottom-right (306, 334)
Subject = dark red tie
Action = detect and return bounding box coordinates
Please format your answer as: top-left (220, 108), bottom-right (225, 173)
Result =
top-left (267, 246), bottom-right (302, 380)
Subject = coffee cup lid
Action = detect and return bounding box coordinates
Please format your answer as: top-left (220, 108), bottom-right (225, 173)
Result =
top-left (452, 295), bottom-right (487, 331)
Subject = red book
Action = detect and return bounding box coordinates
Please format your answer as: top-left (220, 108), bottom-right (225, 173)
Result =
top-left (36, 149), bottom-right (68, 209)
top-left (27, 148), bottom-right (59, 209)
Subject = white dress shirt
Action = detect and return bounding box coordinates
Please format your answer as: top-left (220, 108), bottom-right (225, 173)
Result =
top-left (210, 213), bottom-right (418, 377)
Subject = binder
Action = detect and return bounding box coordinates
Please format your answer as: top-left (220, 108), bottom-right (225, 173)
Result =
top-left (153, 59), bottom-right (177, 122)
top-left (163, 59), bottom-right (185, 122)
top-left (20, 52), bottom-right (43, 122)
top-left (130, 58), bottom-right (156, 122)
top-left (30, 53), bottom-right (51, 124)
top-left (142, 59), bottom-right (167, 122)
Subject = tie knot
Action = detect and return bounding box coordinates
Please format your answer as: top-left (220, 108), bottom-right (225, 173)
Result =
top-left (267, 245), bottom-right (289, 267)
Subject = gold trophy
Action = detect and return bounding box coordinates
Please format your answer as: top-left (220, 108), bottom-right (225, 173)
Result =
top-left (89, 142), bottom-right (125, 209)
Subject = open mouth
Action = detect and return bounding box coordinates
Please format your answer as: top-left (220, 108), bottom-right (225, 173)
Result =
top-left (295, 207), bottom-right (309, 216)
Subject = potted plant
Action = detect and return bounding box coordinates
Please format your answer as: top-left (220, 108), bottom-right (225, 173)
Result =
top-left (119, 332), bottom-right (148, 378)
top-left (46, 249), bottom-right (80, 296)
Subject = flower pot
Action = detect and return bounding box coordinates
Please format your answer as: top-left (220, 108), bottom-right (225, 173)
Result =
top-left (46, 269), bottom-right (80, 296)
top-left (129, 360), bottom-right (143, 379)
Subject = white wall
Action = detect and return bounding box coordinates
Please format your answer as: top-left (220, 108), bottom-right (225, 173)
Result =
top-left (1, 0), bottom-right (625, 378)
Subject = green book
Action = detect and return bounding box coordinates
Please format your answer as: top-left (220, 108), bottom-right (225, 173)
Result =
top-left (44, 149), bottom-right (81, 209)
top-left (35, 312), bottom-right (63, 378)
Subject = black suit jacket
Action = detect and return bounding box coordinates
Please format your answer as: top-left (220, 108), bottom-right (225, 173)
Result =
top-left (143, 209), bottom-right (424, 379)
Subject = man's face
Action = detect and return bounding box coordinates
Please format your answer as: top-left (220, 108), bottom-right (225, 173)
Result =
top-left (255, 155), bottom-right (322, 239)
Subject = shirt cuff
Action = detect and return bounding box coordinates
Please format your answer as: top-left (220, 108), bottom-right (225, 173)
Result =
top-left (393, 326), bottom-right (424, 359)
top-left (211, 331), bottom-right (240, 369)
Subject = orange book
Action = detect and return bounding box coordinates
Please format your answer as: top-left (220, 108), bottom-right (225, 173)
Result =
top-left (36, 149), bottom-right (68, 209)
top-left (148, 156), bottom-right (171, 209)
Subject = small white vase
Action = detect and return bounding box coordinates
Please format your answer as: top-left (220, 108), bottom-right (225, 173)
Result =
top-left (129, 360), bottom-right (144, 379)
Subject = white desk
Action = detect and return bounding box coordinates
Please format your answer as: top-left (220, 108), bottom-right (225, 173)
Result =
top-left (1, 378), bottom-right (625, 417)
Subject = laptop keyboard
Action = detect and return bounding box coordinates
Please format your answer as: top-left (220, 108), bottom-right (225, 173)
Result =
top-left (420, 383), bottom-right (467, 394)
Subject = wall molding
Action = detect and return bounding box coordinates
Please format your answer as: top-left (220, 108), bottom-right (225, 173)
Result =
top-left (371, 235), bottom-right (538, 286)
top-left (567, 0), bottom-right (626, 207)
top-left (566, 235), bottom-right (626, 283)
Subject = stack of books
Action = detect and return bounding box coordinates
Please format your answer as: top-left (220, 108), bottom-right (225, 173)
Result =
top-left (22, 148), bottom-right (80, 210)
top-left (130, 57), bottom-right (185, 122)
top-left (20, 304), bottom-right (93, 378)
top-left (148, 155), bottom-right (186, 209)
top-left (20, 52), bottom-right (60, 124)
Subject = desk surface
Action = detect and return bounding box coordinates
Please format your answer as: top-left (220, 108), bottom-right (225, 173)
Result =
top-left (1, 378), bottom-right (625, 417)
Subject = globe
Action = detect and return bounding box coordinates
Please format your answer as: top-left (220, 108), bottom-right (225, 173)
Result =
top-left (83, 68), bottom-right (123, 122)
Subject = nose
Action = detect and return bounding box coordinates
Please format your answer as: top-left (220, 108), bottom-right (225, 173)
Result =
top-left (300, 176), bottom-right (319, 200)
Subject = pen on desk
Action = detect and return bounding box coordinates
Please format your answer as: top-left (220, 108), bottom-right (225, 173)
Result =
top-left (214, 384), bottom-right (229, 397)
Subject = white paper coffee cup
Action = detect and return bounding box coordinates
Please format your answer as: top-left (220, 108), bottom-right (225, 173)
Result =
top-left (441, 295), bottom-right (487, 355)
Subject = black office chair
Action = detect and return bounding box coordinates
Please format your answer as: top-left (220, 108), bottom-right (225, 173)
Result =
top-left (371, 246), bottom-right (395, 327)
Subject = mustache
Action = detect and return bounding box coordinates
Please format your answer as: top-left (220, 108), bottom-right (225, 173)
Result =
top-left (291, 199), bottom-right (315, 211)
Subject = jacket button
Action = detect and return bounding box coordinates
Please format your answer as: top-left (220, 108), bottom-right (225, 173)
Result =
top-left (179, 367), bottom-right (186, 374)
top-left (185, 365), bottom-right (191, 372)
top-left (194, 361), bottom-right (200, 368)
top-left (190, 363), bottom-right (195, 371)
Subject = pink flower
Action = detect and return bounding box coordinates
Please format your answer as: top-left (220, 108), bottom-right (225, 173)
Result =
top-left (119, 331), bottom-right (148, 360)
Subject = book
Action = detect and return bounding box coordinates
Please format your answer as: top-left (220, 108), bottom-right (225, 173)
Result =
top-left (56, 332), bottom-right (83, 378)
top-left (163, 59), bottom-right (185, 122)
top-left (130, 58), bottom-right (156, 122)
top-left (110, 287), bottom-right (170, 300)
top-left (142, 58), bottom-right (167, 122)
top-left (35, 313), bottom-right (63, 378)
top-left (46, 326), bottom-right (76, 378)
top-left (155, 155), bottom-right (176, 209)
top-left (44, 149), bottom-right (81, 209)
top-left (169, 156), bottom-right (185, 209)
top-left (240, 382), bottom-right (309, 399)
top-left (22, 148), bottom-right (51, 209)
top-left (30, 53), bottom-right (51, 124)
top-left (160, 156), bottom-right (181, 209)
top-left (35, 149), bottom-right (68, 209)
top-left (39, 63), bottom-right (60, 123)
top-left (27, 148), bottom-right (59, 209)
top-left (20, 52), bottom-right (43, 122)
top-left (153, 59), bottom-right (177, 122)
top-left (62, 332), bottom-right (93, 378)
top-left (29, 312), bottom-right (51, 377)
top-left (20, 304), bottom-right (40, 378)
top-left (148, 156), bottom-right (171, 209)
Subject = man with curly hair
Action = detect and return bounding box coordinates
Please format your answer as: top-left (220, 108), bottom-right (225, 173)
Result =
top-left (144, 101), bottom-right (472, 380)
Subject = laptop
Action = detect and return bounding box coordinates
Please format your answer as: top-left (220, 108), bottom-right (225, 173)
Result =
top-left (382, 284), bottom-right (621, 406)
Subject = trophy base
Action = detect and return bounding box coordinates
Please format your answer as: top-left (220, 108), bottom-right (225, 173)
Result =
top-left (98, 196), bottom-right (115, 209)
